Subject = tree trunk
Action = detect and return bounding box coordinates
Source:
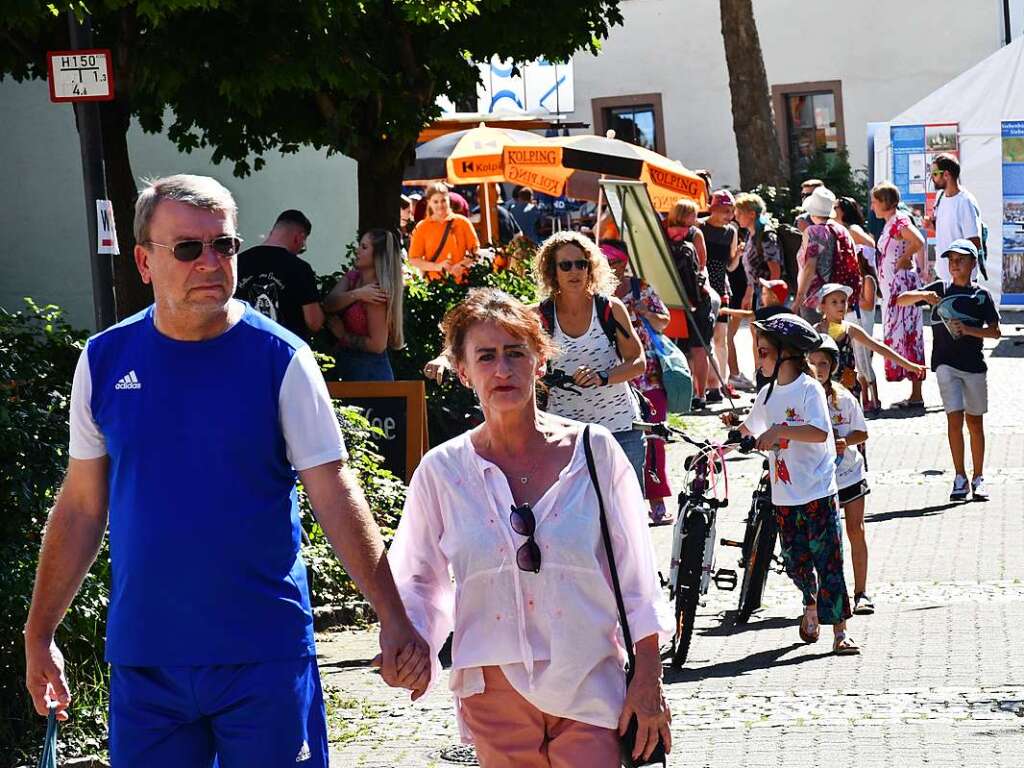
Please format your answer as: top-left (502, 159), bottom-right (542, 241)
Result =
top-left (99, 98), bottom-right (152, 319)
top-left (719, 0), bottom-right (786, 189)
top-left (353, 137), bottom-right (411, 234)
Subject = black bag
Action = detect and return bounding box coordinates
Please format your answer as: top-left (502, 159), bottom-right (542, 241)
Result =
top-left (777, 223), bottom-right (803, 292)
top-left (583, 426), bottom-right (668, 768)
top-left (668, 235), bottom-right (705, 311)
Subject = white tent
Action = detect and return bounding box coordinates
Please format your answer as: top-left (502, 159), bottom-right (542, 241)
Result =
top-left (873, 36), bottom-right (1024, 304)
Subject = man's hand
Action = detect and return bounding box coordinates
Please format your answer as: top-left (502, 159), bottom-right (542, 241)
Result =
top-left (25, 637), bottom-right (71, 721)
top-left (921, 291), bottom-right (941, 306)
top-left (372, 618), bottom-right (431, 701)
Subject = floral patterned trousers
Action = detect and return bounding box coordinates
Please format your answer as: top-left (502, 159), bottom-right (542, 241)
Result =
top-left (774, 494), bottom-right (852, 624)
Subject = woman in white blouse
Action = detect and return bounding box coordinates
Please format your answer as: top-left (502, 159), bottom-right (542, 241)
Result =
top-left (387, 288), bottom-right (673, 767)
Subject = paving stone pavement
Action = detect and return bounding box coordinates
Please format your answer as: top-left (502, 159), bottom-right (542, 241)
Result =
top-left (320, 320), bottom-right (1024, 767)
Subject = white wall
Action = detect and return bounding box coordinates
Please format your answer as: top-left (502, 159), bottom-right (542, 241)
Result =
top-left (568, 0), bottom-right (1005, 188)
top-left (0, 79), bottom-right (359, 330)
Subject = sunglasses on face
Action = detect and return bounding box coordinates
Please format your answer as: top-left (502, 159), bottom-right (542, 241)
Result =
top-left (931, 170), bottom-right (944, 178)
top-left (510, 503), bottom-right (541, 573)
top-left (146, 236), bottom-right (243, 262)
top-left (557, 259), bottom-right (590, 272)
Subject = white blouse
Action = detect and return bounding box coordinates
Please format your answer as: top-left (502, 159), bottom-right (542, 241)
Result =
top-left (387, 423), bottom-right (672, 732)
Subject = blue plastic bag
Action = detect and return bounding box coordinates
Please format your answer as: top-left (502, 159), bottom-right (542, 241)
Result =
top-left (641, 316), bottom-right (693, 414)
top-left (38, 704), bottom-right (58, 768)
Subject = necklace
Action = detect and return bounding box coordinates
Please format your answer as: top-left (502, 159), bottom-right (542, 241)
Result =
top-left (486, 435), bottom-right (545, 485)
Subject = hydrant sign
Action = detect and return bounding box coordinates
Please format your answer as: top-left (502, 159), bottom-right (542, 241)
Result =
top-left (47, 49), bottom-right (115, 103)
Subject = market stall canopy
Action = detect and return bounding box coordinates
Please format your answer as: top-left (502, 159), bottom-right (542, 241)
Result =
top-left (502, 132), bottom-right (709, 210)
top-left (405, 125), bottom-right (539, 184)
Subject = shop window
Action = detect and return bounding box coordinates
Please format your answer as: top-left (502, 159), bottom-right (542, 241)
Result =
top-left (771, 81), bottom-right (846, 178)
top-left (591, 93), bottom-right (666, 154)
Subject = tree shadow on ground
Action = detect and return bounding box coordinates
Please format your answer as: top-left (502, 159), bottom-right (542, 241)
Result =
top-left (865, 500), bottom-right (964, 523)
top-left (317, 657), bottom-right (374, 670)
top-left (698, 612), bottom-right (799, 637)
top-left (990, 335), bottom-right (1024, 358)
top-left (663, 642), bottom-right (830, 685)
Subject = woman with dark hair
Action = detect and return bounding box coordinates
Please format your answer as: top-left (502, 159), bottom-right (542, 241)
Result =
top-left (389, 288), bottom-right (672, 767)
top-left (324, 229), bottom-right (406, 381)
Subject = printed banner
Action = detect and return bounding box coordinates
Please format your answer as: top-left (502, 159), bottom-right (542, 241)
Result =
top-left (1001, 120), bottom-right (1024, 294)
top-left (890, 123), bottom-right (959, 238)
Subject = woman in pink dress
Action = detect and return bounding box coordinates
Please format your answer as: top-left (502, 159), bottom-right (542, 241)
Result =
top-left (870, 183), bottom-right (928, 408)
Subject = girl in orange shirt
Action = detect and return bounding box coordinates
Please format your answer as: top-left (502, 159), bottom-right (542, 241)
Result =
top-left (408, 182), bottom-right (479, 282)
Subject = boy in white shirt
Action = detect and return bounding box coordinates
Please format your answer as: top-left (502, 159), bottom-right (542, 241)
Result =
top-left (810, 336), bottom-right (874, 616)
top-left (735, 313), bottom-right (859, 655)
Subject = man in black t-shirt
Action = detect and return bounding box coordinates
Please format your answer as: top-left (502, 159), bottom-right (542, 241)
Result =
top-left (896, 239), bottom-right (1001, 502)
top-left (236, 210), bottom-right (324, 339)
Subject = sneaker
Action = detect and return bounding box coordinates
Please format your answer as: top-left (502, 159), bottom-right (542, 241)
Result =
top-left (705, 388), bottom-right (723, 404)
top-left (949, 474), bottom-right (970, 502)
top-left (853, 593), bottom-right (875, 615)
top-left (691, 396), bottom-right (706, 411)
top-left (971, 476), bottom-right (989, 501)
top-left (730, 373), bottom-right (756, 391)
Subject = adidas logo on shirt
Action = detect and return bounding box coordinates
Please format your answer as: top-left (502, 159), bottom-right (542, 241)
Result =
top-left (114, 370), bottom-right (142, 390)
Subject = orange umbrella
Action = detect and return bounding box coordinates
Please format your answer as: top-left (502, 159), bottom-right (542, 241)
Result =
top-left (502, 134), bottom-right (708, 210)
top-left (404, 124), bottom-right (537, 185)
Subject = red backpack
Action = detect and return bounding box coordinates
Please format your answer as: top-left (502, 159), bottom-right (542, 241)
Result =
top-left (828, 221), bottom-right (862, 300)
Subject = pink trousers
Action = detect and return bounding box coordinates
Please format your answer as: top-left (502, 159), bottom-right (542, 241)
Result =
top-left (460, 666), bottom-right (620, 768)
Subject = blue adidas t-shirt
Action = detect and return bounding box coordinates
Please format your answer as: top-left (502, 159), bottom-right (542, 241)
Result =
top-left (69, 302), bottom-right (346, 666)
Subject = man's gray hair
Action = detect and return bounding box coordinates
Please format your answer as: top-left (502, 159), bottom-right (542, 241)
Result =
top-left (134, 174), bottom-right (238, 244)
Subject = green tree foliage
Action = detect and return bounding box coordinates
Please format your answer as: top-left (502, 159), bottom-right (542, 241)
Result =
top-left (2, 1), bottom-right (622, 318)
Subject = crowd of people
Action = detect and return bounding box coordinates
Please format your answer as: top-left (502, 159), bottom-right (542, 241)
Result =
top-left (25, 161), bottom-right (1002, 768)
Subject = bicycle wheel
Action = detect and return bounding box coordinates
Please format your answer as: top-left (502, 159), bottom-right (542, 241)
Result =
top-left (671, 509), bottom-right (707, 668)
top-left (735, 508), bottom-right (778, 625)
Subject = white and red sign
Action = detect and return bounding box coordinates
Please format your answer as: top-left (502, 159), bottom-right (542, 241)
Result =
top-left (96, 199), bottom-right (119, 255)
top-left (47, 49), bottom-right (115, 103)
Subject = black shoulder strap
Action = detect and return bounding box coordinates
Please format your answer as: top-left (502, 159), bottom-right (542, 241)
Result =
top-left (583, 425), bottom-right (635, 670)
top-left (630, 276), bottom-right (641, 301)
top-left (429, 218), bottom-right (455, 262)
top-left (539, 297), bottom-right (555, 334)
top-left (594, 293), bottom-right (629, 353)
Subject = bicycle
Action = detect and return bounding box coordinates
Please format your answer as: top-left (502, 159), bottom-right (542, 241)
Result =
top-left (637, 422), bottom-right (752, 668)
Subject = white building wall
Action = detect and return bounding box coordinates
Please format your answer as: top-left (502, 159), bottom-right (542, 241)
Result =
top-left (568, 0), bottom-right (1006, 188)
top-left (0, 79), bottom-right (358, 330)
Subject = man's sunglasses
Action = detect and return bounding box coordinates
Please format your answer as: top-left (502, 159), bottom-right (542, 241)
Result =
top-left (931, 170), bottom-right (945, 178)
top-left (510, 503), bottom-right (541, 573)
top-left (557, 259), bottom-right (590, 272)
top-left (145, 236), bottom-right (243, 262)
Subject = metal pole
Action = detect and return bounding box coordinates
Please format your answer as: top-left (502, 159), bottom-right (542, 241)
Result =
top-left (68, 12), bottom-right (116, 329)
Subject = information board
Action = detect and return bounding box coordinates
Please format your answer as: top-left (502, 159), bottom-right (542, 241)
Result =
top-left (326, 381), bottom-right (428, 482)
top-left (890, 122), bottom-right (959, 237)
top-left (1001, 120), bottom-right (1024, 296)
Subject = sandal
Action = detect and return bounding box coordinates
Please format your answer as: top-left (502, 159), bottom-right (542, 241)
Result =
top-left (853, 593), bottom-right (875, 615)
top-left (833, 631), bottom-right (860, 655)
top-left (798, 608), bottom-right (820, 644)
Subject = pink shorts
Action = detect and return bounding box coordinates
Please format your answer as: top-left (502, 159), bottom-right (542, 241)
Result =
top-left (460, 666), bottom-right (620, 768)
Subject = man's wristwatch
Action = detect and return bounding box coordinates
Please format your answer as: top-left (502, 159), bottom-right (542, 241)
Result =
top-left (597, 370), bottom-right (610, 386)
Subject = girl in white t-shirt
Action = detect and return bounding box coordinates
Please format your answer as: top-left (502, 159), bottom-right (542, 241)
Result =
top-left (736, 313), bottom-right (859, 655)
top-left (810, 336), bottom-right (874, 617)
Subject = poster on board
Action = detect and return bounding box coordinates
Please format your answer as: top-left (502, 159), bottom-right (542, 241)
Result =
top-left (890, 123), bottom-right (959, 239)
top-left (1002, 120), bottom-right (1024, 295)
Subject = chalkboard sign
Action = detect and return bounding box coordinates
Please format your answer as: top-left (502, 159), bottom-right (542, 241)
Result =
top-left (327, 381), bottom-right (428, 482)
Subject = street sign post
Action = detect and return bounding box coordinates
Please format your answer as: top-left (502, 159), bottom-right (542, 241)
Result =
top-left (47, 15), bottom-right (117, 330)
top-left (47, 48), bottom-right (115, 103)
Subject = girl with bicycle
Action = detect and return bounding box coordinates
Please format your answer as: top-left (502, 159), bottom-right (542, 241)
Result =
top-left (810, 336), bottom-right (875, 616)
top-left (735, 313), bottom-right (859, 655)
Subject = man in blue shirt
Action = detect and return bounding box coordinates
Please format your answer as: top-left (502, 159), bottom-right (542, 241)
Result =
top-left (23, 175), bottom-right (429, 766)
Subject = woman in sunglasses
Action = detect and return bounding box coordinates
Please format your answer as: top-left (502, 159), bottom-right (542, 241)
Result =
top-left (533, 231), bottom-right (649, 486)
top-left (388, 288), bottom-right (672, 767)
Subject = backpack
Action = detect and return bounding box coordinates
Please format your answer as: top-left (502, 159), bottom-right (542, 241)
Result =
top-left (935, 190), bottom-right (990, 280)
top-left (777, 223), bottom-right (803, 291)
top-left (828, 221), bottom-right (862, 299)
top-left (538, 293), bottom-right (626, 350)
top-left (667, 234), bottom-right (706, 310)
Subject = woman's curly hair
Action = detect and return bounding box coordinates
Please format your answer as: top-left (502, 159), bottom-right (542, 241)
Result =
top-left (534, 231), bottom-right (617, 299)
